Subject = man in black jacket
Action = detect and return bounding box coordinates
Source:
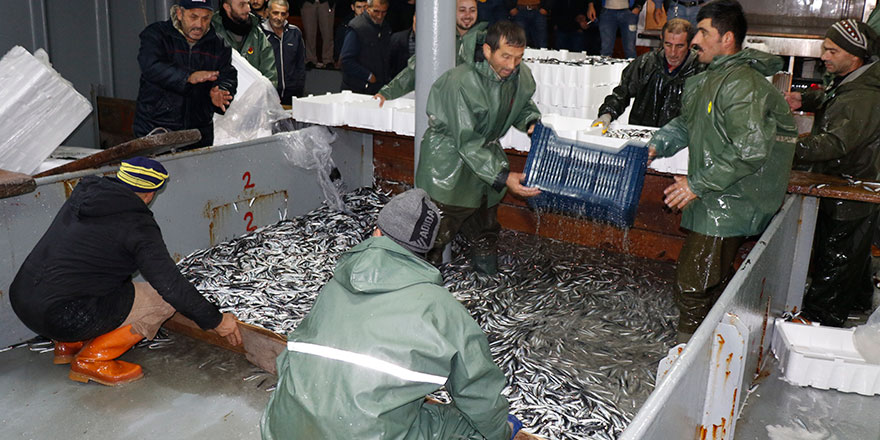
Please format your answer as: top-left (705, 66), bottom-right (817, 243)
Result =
top-left (339, 0), bottom-right (392, 94)
top-left (10, 157), bottom-right (241, 386)
top-left (388, 15), bottom-right (415, 78)
top-left (133, 0), bottom-right (236, 149)
top-left (262, 0), bottom-right (306, 104)
top-left (593, 18), bottom-right (702, 129)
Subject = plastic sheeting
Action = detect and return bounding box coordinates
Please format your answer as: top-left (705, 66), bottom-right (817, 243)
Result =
top-left (0, 46), bottom-right (91, 175)
top-left (854, 307), bottom-right (880, 364)
top-left (277, 126), bottom-right (344, 212)
top-left (213, 51), bottom-right (287, 146)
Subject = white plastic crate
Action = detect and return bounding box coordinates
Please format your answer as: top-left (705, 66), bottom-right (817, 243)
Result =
top-left (772, 318), bottom-right (880, 396)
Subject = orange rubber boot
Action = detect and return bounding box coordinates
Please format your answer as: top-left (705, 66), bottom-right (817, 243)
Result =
top-left (69, 325), bottom-right (145, 386)
top-left (53, 341), bottom-right (84, 365)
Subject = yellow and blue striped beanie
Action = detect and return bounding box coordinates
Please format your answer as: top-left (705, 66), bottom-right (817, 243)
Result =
top-left (116, 157), bottom-right (169, 193)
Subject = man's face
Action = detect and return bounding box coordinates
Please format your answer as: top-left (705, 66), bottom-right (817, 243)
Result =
top-left (483, 38), bottom-right (524, 79)
top-left (367, 1), bottom-right (388, 25)
top-left (691, 18), bottom-right (725, 64)
top-left (821, 38), bottom-right (863, 76)
top-left (224, 0), bottom-right (251, 23)
top-left (177, 7), bottom-right (213, 43)
top-left (268, 3), bottom-right (289, 30)
top-left (353, 1), bottom-right (367, 15)
top-left (663, 31), bottom-right (689, 69)
top-left (456, 0), bottom-right (477, 34)
top-left (250, 0), bottom-right (266, 11)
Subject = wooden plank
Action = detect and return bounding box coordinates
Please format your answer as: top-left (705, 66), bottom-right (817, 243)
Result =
top-left (787, 170), bottom-right (880, 203)
top-left (0, 169), bottom-right (37, 199)
top-left (33, 129), bottom-right (202, 178)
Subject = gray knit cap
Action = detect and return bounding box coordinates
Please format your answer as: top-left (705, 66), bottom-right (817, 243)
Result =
top-left (377, 189), bottom-right (441, 255)
top-left (826, 19), bottom-right (874, 60)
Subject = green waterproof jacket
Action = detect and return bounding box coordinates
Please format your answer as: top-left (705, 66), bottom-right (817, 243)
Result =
top-left (795, 61), bottom-right (880, 220)
top-left (650, 49), bottom-right (798, 237)
top-left (260, 236), bottom-right (511, 440)
top-left (416, 31), bottom-right (541, 208)
top-left (212, 11), bottom-right (278, 87)
top-left (598, 49), bottom-right (704, 127)
top-left (378, 22), bottom-right (489, 101)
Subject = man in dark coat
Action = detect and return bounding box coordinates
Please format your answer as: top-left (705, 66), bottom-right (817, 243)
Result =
top-left (339, 0), bottom-right (392, 94)
top-left (593, 18), bottom-right (703, 129)
top-left (785, 19), bottom-right (880, 326)
top-left (133, 0), bottom-right (236, 149)
top-left (388, 15), bottom-right (415, 78)
top-left (262, 0), bottom-right (306, 104)
top-left (10, 157), bottom-right (241, 386)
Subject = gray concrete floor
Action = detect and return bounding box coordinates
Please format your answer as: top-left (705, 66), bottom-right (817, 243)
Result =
top-left (0, 332), bottom-right (273, 439)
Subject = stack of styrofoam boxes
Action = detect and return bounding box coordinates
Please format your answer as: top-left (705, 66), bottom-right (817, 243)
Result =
top-left (0, 46), bottom-right (92, 175)
top-left (290, 91), bottom-right (416, 136)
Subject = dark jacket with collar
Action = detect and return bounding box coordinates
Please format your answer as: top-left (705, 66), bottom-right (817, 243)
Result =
top-left (10, 176), bottom-right (222, 342)
top-left (261, 20), bottom-right (306, 100)
top-left (133, 18), bottom-right (237, 137)
top-left (389, 27), bottom-right (415, 78)
top-left (340, 13), bottom-right (393, 94)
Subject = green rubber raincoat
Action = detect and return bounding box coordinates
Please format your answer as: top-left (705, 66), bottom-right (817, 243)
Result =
top-left (212, 11), bottom-right (277, 87)
top-left (260, 236), bottom-right (511, 440)
top-left (795, 61), bottom-right (880, 220)
top-left (598, 49), bottom-right (705, 127)
top-left (650, 48), bottom-right (797, 237)
top-left (378, 22), bottom-right (489, 101)
top-left (416, 31), bottom-right (541, 208)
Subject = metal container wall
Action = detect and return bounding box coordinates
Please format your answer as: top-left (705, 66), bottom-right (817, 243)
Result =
top-left (0, 130), bottom-right (374, 347)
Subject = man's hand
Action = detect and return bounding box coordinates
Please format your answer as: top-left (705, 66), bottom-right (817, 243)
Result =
top-left (576, 14), bottom-right (589, 29)
top-left (213, 313), bottom-right (242, 346)
top-left (784, 91), bottom-right (802, 112)
top-left (591, 113), bottom-right (612, 133)
top-left (506, 172), bottom-right (541, 198)
top-left (210, 86), bottom-right (233, 111)
top-left (527, 122), bottom-right (536, 136)
top-left (509, 8), bottom-right (519, 16)
top-left (653, 6), bottom-right (664, 23)
top-left (663, 175), bottom-right (697, 210)
top-left (539, 8), bottom-right (548, 15)
top-left (587, 3), bottom-right (597, 21)
top-left (368, 73), bottom-right (377, 84)
top-left (373, 93), bottom-right (387, 107)
top-left (647, 144), bottom-right (657, 164)
top-left (631, 6), bottom-right (641, 14)
top-left (189, 70), bottom-right (219, 84)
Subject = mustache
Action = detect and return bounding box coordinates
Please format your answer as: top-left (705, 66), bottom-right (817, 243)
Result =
top-left (692, 44), bottom-right (702, 52)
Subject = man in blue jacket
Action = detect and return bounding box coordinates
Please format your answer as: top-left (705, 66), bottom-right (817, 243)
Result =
top-left (10, 157), bottom-right (241, 386)
top-left (262, 0), bottom-right (306, 104)
top-left (133, 0), bottom-right (236, 149)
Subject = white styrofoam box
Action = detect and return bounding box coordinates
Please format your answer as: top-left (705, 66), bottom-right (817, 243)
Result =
top-left (499, 126), bottom-right (531, 152)
top-left (390, 100), bottom-right (415, 136)
top-left (0, 46), bottom-right (92, 175)
top-left (230, 50), bottom-right (264, 96)
top-left (772, 318), bottom-right (880, 396)
top-left (290, 90), bottom-right (370, 126)
top-left (650, 147), bottom-right (688, 175)
top-left (345, 98), bottom-right (394, 132)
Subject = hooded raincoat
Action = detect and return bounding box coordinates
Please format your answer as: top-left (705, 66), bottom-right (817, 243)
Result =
top-left (598, 48), bottom-right (704, 127)
top-left (416, 30), bottom-right (541, 208)
top-left (260, 236), bottom-right (511, 440)
top-left (650, 48), bottom-right (798, 237)
top-left (212, 11), bottom-right (278, 87)
top-left (378, 22), bottom-right (489, 101)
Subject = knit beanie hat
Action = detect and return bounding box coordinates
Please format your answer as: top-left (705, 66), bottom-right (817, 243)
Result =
top-left (826, 19), bottom-right (875, 60)
top-left (116, 157), bottom-right (169, 193)
top-left (179, 0), bottom-right (213, 10)
top-left (377, 189), bottom-right (441, 255)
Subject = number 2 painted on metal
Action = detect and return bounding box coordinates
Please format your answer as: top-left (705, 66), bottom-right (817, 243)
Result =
top-left (242, 171), bottom-right (255, 190)
top-left (243, 212), bottom-right (257, 231)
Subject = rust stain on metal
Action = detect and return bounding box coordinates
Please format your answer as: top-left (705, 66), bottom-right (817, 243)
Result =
top-left (172, 253), bottom-right (182, 263)
top-left (698, 425), bottom-right (708, 440)
top-left (724, 352), bottom-right (733, 382)
top-left (62, 178), bottom-right (81, 199)
top-left (757, 278), bottom-right (770, 374)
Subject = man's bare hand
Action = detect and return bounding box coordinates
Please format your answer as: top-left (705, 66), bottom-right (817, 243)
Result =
top-left (506, 172), bottom-right (541, 198)
top-left (587, 3), bottom-right (597, 21)
top-left (509, 8), bottom-right (519, 16)
top-left (210, 86), bottom-right (233, 111)
top-left (213, 313), bottom-right (242, 346)
top-left (784, 91), bottom-right (802, 112)
top-left (189, 70), bottom-right (219, 84)
top-left (368, 73), bottom-right (377, 84)
top-left (374, 93), bottom-right (387, 107)
top-left (527, 123), bottom-right (536, 136)
top-left (653, 7), bottom-right (664, 23)
top-left (663, 175), bottom-right (697, 210)
top-left (647, 145), bottom-right (657, 165)
top-left (631, 6), bottom-right (641, 14)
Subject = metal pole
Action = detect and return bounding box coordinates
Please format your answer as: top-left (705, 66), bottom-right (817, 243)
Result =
top-left (414, 0), bottom-right (455, 180)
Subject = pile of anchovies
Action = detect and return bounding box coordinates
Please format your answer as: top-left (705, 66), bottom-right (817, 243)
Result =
top-left (176, 187), bottom-right (678, 440)
top-left (525, 56), bottom-right (630, 67)
top-left (604, 128), bottom-right (656, 142)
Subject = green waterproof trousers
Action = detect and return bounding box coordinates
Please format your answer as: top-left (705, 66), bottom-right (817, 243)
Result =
top-left (675, 231), bottom-right (745, 334)
top-left (427, 197), bottom-right (500, 267)
top-left (406, 402), bottom-right (493, 440)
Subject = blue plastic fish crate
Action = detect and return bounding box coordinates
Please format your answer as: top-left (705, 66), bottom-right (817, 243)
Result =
top-left (522, 123), bottom-right (648, 227)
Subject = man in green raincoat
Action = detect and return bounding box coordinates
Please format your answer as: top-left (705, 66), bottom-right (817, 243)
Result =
top-left (648, 0), bottom-right (797, 342)
top-left (375, 0), bottom-right (486, 105)
top-left (785, 20), bottom-right (880, 326)
top-left (417, 21), bottom-right (542, 275)
top-left (260, 189), bottom-right (522, 440)
top-left (213, 0), bottom-right (278, 87)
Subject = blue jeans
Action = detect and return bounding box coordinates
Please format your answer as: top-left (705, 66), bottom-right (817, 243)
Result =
top-left (512, 7), bottom-right (548, 49)
top-left (599, 8), bottom-right (638, 58)
top-left (477, 0), bottom-right (509, 25)
top-left (554, 29), bottom-right (585, 52)
top-left (667, 3), bottom-right (700, 27)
